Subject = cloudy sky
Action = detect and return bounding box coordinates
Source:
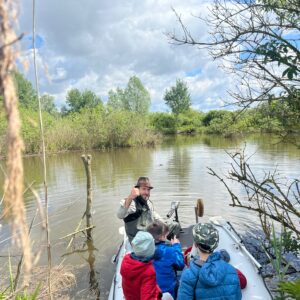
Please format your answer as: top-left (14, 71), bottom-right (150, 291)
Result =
top-left (18, 0), bottom-right (235, 112)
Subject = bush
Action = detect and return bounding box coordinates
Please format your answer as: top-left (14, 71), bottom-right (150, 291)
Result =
top-left (203, 110), bottom-right (234, 135)
top-left (176, 110), bottom-right (204, 134)
top-left (149, 112), bottom-right (177, 134)
top-left (277, 280), bottom-right (300, 300)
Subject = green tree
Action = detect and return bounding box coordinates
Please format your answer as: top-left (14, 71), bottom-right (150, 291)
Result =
top-left (164, 79), bottom-right (191, 114)
top-left (107, 88), bottom-right (125, 111)
top-left (107, 76), bottom-right (151, 114)
top-left (40, 94), bottom-right (57, 115)
top-left (66, 88), bottom-right (102, 113)
top-left (13, 70), bottom-right (38, 110)
top-left (125, 76), bottom-right (151, 114)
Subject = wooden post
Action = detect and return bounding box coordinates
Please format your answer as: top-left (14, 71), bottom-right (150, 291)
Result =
top-left (81, 155), bottom-right (93, 240)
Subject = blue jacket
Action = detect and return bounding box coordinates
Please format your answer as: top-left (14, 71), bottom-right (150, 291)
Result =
top-left (177, 252), bottom-right (242, 300)
top-left (153, 241), bottom-right (185, 298)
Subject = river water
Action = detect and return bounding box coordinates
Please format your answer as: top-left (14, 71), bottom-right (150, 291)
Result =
top-left (0, 134), bottom-right (299, 299)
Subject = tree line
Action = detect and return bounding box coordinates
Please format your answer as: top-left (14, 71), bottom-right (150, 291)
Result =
top-left (0, 0), bottom-right (299, 154)
top-left (0, 70), bottom-right (297, 156)
top-left (13, 70), bottom-right (192, 116)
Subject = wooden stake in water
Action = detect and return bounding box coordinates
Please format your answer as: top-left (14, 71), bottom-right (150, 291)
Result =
top-left (81, 155), bottom-right (93, 240)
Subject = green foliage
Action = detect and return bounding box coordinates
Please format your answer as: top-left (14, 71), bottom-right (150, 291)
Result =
top-left (258, 1), bottom-right (298, 88)
top-left (105, 110), bottom-right (154, 147)
top-left (176, 110), bottom-right (204, 134)
top-left (126, 76), bottom-right (151, 114)
top-left (40, 94), bottom-right (58, 115)
top-left (164, 79), bottom-right (191, 114)
top-left (149, 112), bottom-right (177, 134)
top-left (277, 280), bottom-right (300, 300)
top-left (0, 289), bottom-right (40, 300)
top-left (282, 228), bottom-right (300, 255)
top-left (202, 110), bottom-right (235, 135)
top-left (66, 88), bottom-right (102, 113)
top-left (255, 39), bottom-right (299, 80)
top-left (45, 104), bottom-right (106, 151)
top-left (105, 110), bottom-right (134, 146)
top-left (20, 107), bottom-right (56, 154)
top-left (202, 110), bottom-right (232, 127)
top-left (43, 106), bottom-right (159, 153)
top-left (149, 110), bottom-right (204, 134)
top-left (107, 88), bottom-right (125, 111)
top-left (107, 76), bottom-right (151, 114)
top-left (268, 224), bottom-right (290, 282)
top-left (15, 284), bottom-right (40, 300)
top-left (2, 71), bottom-right (299, 155)
top-left (0, 255), bottom-right (41, 300)
top-left (12, 70), bottom-right (38, 110)
top-left (254, 98), bottom-right (300, 133)
top-left (199, 99), bottom-right (300, 136)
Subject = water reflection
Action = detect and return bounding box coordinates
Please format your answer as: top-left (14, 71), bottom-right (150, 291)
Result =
top-left (62, 230), bottom-right (100, 299)
top-left (167, 147), bottom-right (191, 191)
top-left (86, 238), bottom-right (100, 299)
top-left (92, 147), bottom-right (153, 191)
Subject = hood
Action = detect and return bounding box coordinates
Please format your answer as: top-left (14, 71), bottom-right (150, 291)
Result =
top-left (190, 252), bottom-right (227, 287)
top-left (121, 254), bottom-right (153, 280)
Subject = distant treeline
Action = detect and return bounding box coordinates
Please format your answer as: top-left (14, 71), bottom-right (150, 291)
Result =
top-left (0, 71), bottom-right (298, 155)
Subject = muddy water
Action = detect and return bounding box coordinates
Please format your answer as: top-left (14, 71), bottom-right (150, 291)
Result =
top-left (0, 134), bottom-right (299, 299)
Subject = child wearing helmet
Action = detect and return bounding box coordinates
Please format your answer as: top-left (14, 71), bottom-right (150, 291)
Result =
top-left (177, 223), bottom-right (242, 300)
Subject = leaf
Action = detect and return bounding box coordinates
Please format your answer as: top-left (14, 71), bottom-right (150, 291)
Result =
top-left (287, 69), bottom-right (294, 80)
top-left (282, 68), bottom-right (290, 78)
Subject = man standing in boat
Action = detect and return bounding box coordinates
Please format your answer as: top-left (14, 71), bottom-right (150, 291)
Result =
top-left (117, 176), bottom-right (180, 242)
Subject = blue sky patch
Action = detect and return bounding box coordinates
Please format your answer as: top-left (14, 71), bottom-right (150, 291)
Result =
top-left (24, 34), bottom-right (44, 49)
top-left (185, 67), bottom-right (202, 77)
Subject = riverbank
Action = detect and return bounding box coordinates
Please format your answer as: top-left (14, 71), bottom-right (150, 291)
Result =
top-left (1, 102), bottom-right (299, 156)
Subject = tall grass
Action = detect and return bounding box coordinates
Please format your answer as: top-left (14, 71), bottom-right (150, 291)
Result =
top-left (0, 106), bottom-right (161, 156)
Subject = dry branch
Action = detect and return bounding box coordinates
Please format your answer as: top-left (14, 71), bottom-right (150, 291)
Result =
top-left (0, 0), bottom-right (32, 285)
top-left (59, 226), bottom-right (96, 240)
top-left (208, 148), bottom-right (300, 238)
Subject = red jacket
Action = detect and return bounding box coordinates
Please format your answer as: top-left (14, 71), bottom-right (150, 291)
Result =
top-left (120, 254), bottom-right (162, 300)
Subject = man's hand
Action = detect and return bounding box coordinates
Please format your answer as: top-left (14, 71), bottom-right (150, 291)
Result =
top-left (124, 187), bottom-right (140, 208)
top-left (171, 235), bottom-right (180, 245)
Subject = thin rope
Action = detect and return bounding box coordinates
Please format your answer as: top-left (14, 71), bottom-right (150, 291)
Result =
top-left (32, 0), bottom-right (52, 299)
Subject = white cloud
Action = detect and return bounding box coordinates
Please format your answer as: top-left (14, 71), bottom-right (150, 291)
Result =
top-left (18, 0), bottom-right (234, 111)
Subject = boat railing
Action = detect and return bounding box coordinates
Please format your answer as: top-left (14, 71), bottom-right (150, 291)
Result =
top-left (224, 222), bottom-right (262, 271)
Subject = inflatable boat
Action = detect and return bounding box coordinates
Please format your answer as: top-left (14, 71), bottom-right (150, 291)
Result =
top-left (108, 201), bottom-right (272, 300)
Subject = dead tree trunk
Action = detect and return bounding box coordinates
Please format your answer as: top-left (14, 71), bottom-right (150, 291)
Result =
top-left (81, 155), bottom-right (93, 240)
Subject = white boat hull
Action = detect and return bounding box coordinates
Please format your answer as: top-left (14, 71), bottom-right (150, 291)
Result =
top-left (108, 217), bottom-right (272, 300)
